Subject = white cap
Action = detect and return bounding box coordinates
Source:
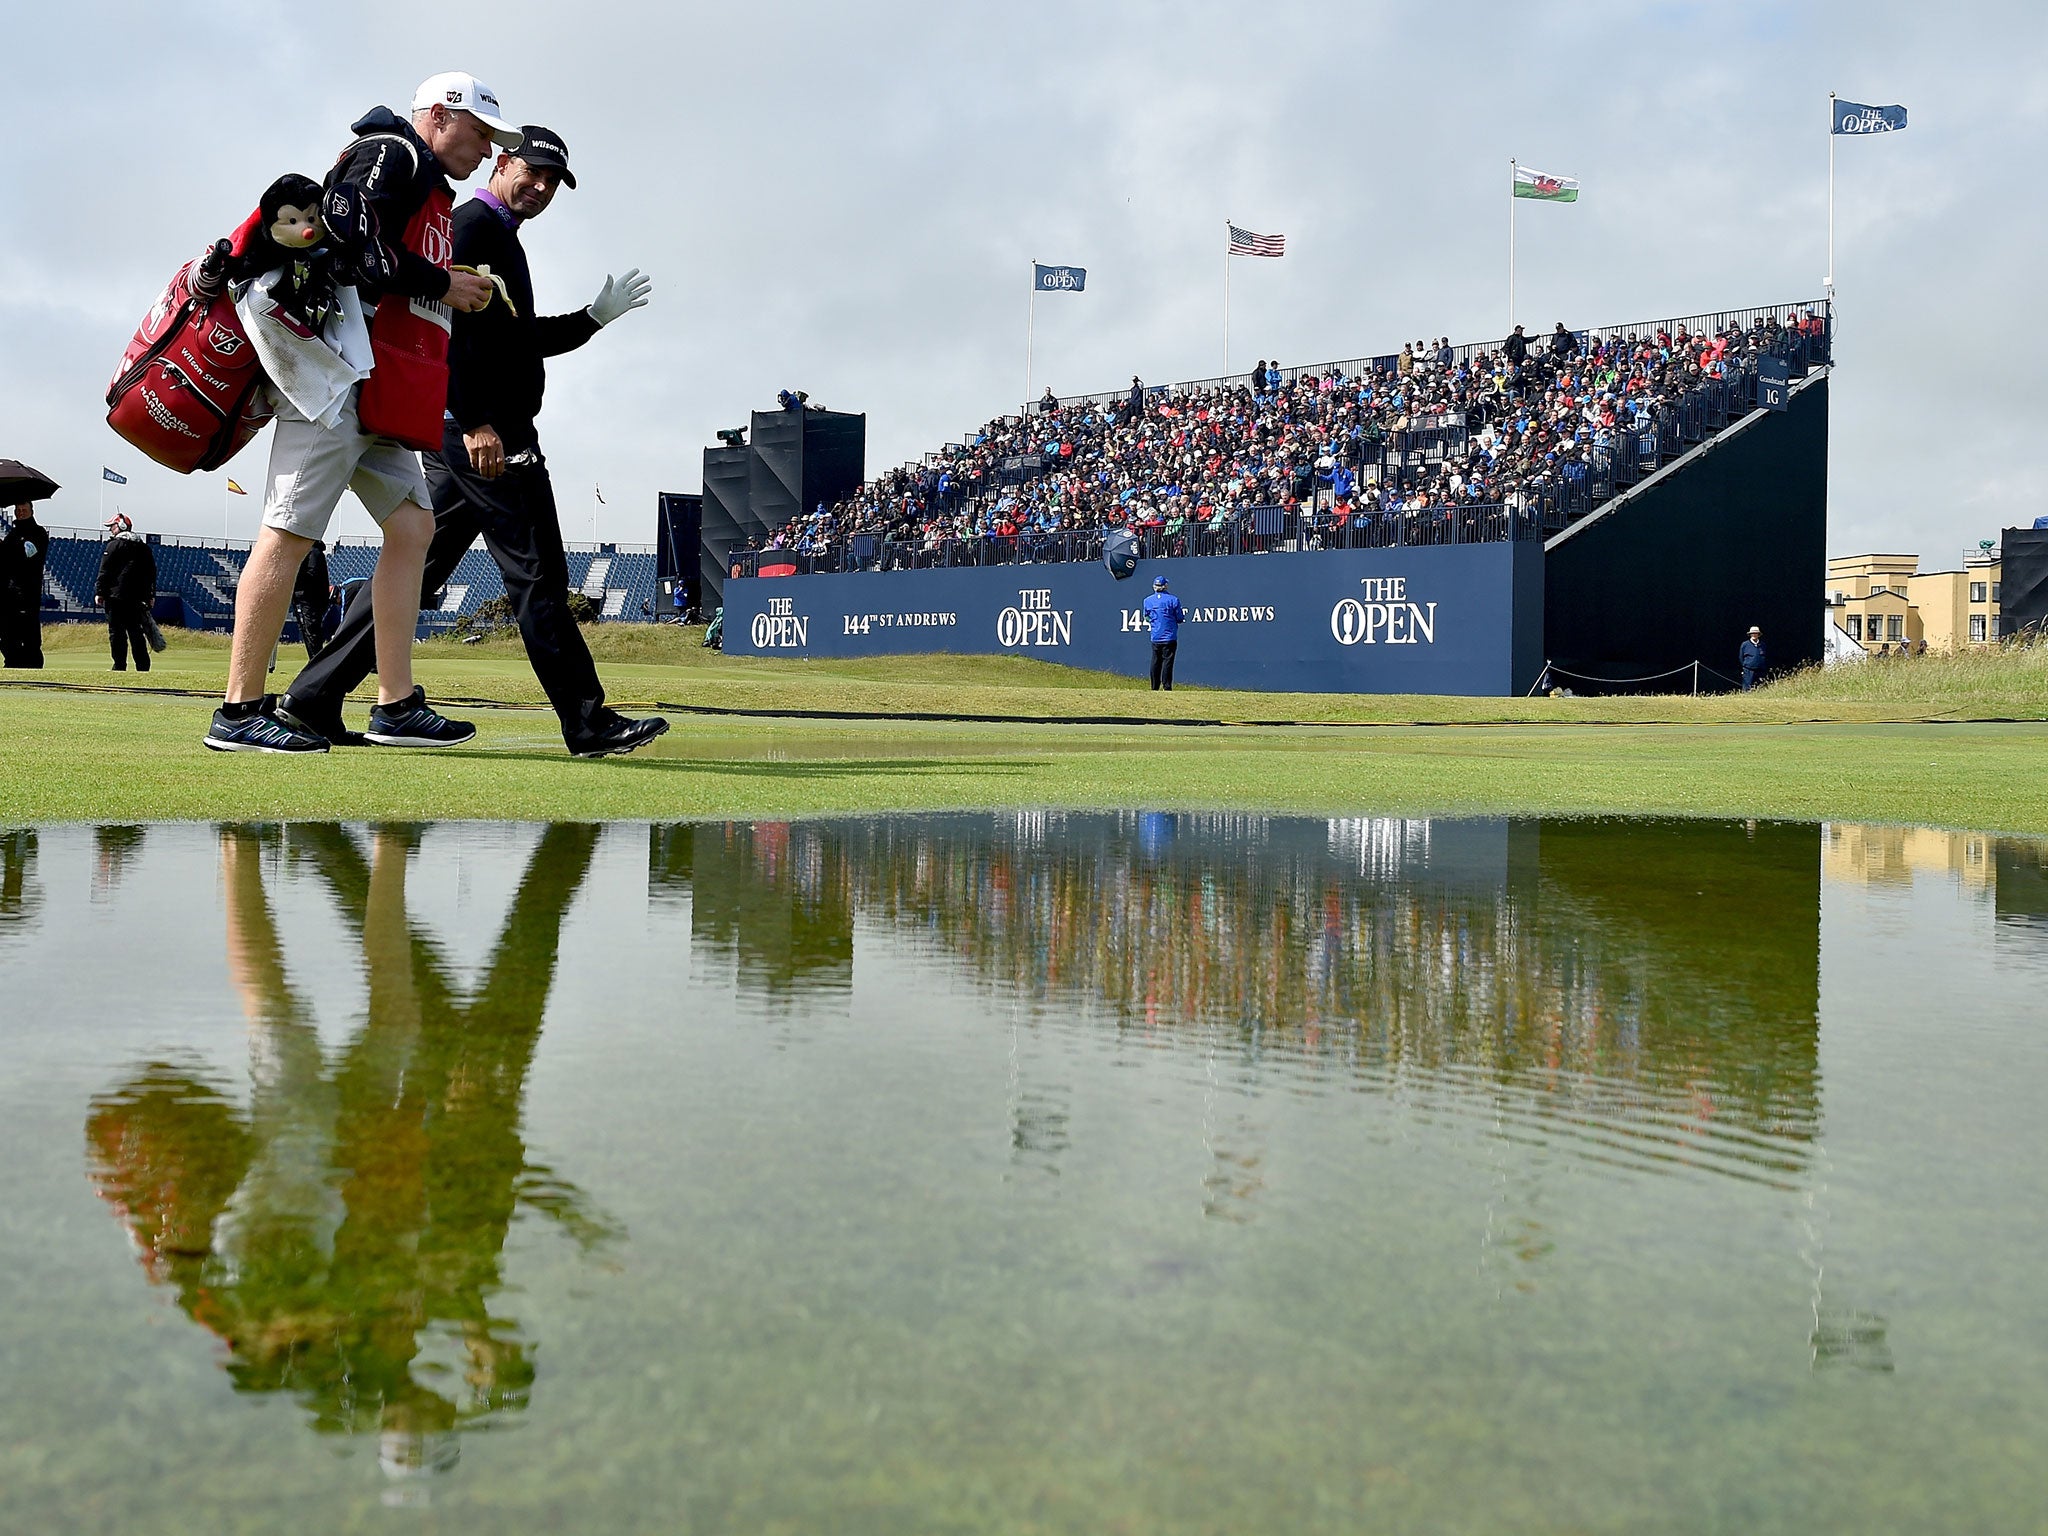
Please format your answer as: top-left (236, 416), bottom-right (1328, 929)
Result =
top-left (412, 72), bottom-right (520, 149)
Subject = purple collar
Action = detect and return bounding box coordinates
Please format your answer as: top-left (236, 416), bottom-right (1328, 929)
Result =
top-left (474, 187), bottom-right (521, 228)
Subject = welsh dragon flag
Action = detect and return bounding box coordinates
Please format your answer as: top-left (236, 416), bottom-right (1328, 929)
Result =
top-left (1513, 165), bottom-right (1579, 202)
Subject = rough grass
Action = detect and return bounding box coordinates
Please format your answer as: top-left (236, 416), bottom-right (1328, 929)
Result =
top-left (3, 620), bottom-right (2045, 831)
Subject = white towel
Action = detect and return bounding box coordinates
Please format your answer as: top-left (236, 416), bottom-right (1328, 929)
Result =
top-left (235, 272), bottom-right (373, 431)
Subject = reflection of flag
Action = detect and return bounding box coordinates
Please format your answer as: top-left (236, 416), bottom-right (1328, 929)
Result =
top-left (1227, 224), bottom-right (1285, 256)
top-left (226, 479), bottom-right (247, 495)
top-left (103, 467), bottom-right (128, 484)
top-left (1832, 99), bottom-right (1907, 134)
top-left (1033, 263), bottom-right (1086, 292)
top-left (1513, 166), bottom-right (1579, 202)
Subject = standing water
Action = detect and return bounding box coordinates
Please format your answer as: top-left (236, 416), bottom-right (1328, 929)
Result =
top-left (0, 815), bottom-right (2042, 1533)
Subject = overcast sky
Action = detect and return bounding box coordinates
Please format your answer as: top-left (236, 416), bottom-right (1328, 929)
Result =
top-left (4, 0), bottom-right (2043, 563)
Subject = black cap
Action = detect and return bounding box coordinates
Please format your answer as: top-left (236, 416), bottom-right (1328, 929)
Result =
top-left (510, 126), bottom-right (576, 189)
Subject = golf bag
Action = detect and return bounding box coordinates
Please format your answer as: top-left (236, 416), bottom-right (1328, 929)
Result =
top-left (105, 242), bottom-right (272, 474)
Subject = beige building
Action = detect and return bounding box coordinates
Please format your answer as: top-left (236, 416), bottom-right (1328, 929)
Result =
top-left (1825, 549), bottom-right (2002, 652)
top-left (1823, 823), bottom-right (1995, 889)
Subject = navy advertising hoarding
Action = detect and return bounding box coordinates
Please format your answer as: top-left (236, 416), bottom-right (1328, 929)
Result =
top-left (724, 542), bottom-right (1544, 696)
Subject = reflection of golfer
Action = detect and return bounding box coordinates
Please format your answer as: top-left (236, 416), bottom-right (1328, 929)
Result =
top-left (1143, 575), bottom-right (1183, 691)
top-left (84, 821), bottom-right (619, 1484)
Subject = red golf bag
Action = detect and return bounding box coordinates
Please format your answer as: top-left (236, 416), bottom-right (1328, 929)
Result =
top-left (105, 239), bottom-right (272, 474)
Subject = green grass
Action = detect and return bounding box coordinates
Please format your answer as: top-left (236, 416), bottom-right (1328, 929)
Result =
top-left (4, 622), bottom-right (2046, 829)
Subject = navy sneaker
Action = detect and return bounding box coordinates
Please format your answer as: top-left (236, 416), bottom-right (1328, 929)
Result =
top-left (276, 693), bottom-right (367, 747)
top-left (570, 713), bottom-right (670, 759)
top-left (204, 697), bottom-right (331, 754)
top-left (364, 687), bottom-right (476, 748)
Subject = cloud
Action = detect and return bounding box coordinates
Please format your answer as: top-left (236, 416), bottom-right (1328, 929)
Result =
top-left (5, 0), bottom-right (2044, 562)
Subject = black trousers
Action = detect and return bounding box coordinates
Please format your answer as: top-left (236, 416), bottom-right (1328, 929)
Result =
top-left (0, 602), bottom-right (41, 668)
top-left (283, 428), bottom-right (608, 746)
top-left (107, 600), bottom-right (151, 671)
top-left (1150, 640), bottom-right (1177, 691)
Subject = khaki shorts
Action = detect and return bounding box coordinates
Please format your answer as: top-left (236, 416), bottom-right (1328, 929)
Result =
top-left (261, 391), bottom-right (429, 540)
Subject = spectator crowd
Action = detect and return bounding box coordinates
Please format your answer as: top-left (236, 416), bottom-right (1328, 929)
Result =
top-left (747, 307), bottom-right (1828, 567)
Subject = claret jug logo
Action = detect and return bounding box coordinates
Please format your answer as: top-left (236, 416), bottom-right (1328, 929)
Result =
top-left (1331, 577), bottom-right (1437, 646)
top-left (997, 588), bottom-right (1072, 647)
top-left (751, 595), bottom-right (809, 648)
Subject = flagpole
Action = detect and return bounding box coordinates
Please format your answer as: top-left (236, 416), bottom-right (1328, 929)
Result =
top-left (1223, 224), bottom-right (1231, 376)
top-left (1826, 93), bottom-right (1836, 297)
top-left (1027, 262), bottom-right (1036, 404)
top-left (1508, 160), bottom-right (1517, 333)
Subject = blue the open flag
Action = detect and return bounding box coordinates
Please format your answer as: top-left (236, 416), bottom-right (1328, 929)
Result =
top-left (1033, 264), bottom-right (1086, 293)
top-left (102, 467), bottom-right (127, 485)
top-left (1833, 100), bottom-right (1907, 134)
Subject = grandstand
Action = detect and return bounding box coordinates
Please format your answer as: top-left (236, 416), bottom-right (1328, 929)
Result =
top-left (24, 528), bottom-right (663, 637)
top-left (729, 300), bottom-right (1829, 577)
top-left (720, 297), bottom-right (1833, 693)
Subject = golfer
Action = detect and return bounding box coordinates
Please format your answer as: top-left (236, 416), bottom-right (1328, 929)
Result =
top-left (1143, 575), bottom-right (1183, 691)
top-left (279, 125), bottom-right (664, 757)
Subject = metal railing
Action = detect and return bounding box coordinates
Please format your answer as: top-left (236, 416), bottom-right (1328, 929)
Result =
top-left (1019, 299), bottom-right (1831, 417)
top-left (727, 502), bottom-right (1548, 579)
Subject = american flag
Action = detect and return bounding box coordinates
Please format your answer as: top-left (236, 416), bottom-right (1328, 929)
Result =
top-left (1228, 223), bottom-right (1285, 257)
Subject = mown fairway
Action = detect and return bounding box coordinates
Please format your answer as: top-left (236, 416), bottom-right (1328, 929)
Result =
top-left (3, 624), bottom-right (2045, 828)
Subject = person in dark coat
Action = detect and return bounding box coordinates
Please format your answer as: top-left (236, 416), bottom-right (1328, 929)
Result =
top-left (1739, 625), bottom-right (1766, 690)
top-left (279, 127), bottom-right (667, 758)
top-left (1504, 324), bottom-right (1529, 366)
top-left (95, 514), bottom-right (157, 672)
top-left (1549, 322), bottom-right (1579, 360)
top-left (0, 502), bottom-right (49, 668)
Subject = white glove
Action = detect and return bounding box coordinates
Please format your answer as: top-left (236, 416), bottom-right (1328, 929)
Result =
top-left (588, 268), bottom-right (652, 326)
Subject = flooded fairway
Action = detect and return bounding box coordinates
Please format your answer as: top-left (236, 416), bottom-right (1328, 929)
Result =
top-left (2, 814), bottom-right (2045, 1533)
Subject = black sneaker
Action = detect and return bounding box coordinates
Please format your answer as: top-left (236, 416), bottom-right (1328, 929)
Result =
top-left (204, 697), bottom-right (332, 754)
top-left (364, 687), bottom-right (476, 748)
top-left (570, 714), bottom-right (670, 759)
top-left (276, 693), bottom-right (367, 748)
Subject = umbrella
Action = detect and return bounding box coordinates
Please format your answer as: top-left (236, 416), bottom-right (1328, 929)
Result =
top-left (0, 460), bottom-right (60, 504)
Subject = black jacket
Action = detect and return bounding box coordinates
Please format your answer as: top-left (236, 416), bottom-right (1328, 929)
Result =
top-left (1504, 330), bottom-right (1529, 365)
top-left (96, 535), bottom-right (156, 605)
top-left (326, 108), bottom-right (456, 303)
top-left (0, 517), bottom-right (48, 603)
top-left (444, 198), bottom-right (600, 447)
